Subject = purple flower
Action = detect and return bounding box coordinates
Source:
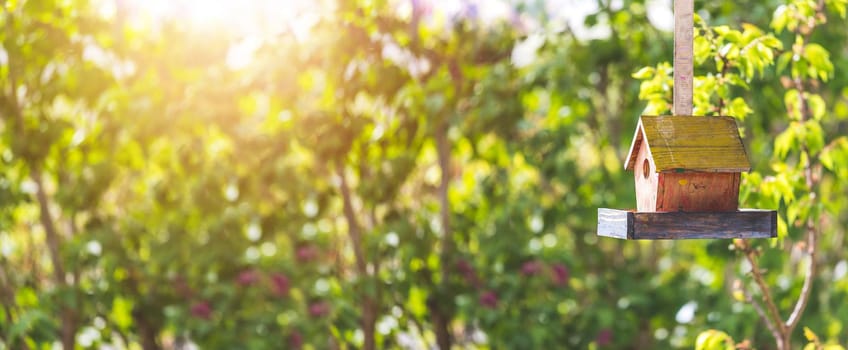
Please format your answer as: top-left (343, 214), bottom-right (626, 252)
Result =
top-left (596, 328), bottom-right (613, 346)
top-left (289, 331), bottom-right (303, 348)
top-left (309, 301), bottom-right (331, 318)
top-left (551, 263), bottom-right (570, 286)
top-left (456, 259), bottom-right (480, 287)
top-left (296, 245), bottom-right (319, 262)
top-left (237, 269), bottom-right (260, 286)
top-left (270, 273), bottom-right (290, 297)
top-left (190, 301), bottom-right (212, 320)
top-left (521, 260), bottom-right (544, 276)
top-left (479, 291), bottom-right (498, 309)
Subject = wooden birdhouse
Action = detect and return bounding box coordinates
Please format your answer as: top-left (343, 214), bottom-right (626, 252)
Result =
top-left (596, 0), bottom-right (776, 240)
top-left (624, 116), bottom-right (750, 212)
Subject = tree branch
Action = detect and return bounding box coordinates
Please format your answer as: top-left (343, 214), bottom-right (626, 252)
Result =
top-left (336, 160), bottom-right (368, 275)
top-left (436, 121), bottom-right (452, 285)
top-left (785, 217), bottom-right (818, 332)
top-left (736, 240), bottom-right (785, 334)
top-left (431, 119), bottom-right (455, 350)
top-left (737, 3), bottom-right (828, 348)
top-left (0, 262), bottom-right (17, 326)
top-left (715, 55), bottom-right (731, 115)
top-left (2, 7), bottom-right (24, 134)
top-left (739, 282), bottom-right (783, 347)
top-left (783, 0), bottom-right (824, 331)
top-left (335, 159), bottom-right (378, 350)
top-left (408, 12), bottom-right (455, 350)
top-left (31, 168), bottom-right (65, 283)
top-left (32, 167), bottom-right (78, 349)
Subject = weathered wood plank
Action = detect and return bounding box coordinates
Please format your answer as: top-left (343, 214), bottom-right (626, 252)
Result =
top-left (597, 208), bottom-right (633, 239)
top-left (597, 209), bottom-right (776, 240)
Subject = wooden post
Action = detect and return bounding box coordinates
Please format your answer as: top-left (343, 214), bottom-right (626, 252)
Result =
top-left (673, 0), bottom-right (693, 116)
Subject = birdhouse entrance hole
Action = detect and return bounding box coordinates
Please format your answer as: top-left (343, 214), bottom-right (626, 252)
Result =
top-left (642, 159), bottom-right (650, 179)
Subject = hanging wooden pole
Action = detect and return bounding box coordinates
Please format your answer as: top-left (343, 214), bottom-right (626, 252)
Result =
top-left (673, 0), bottom-right (694, 116)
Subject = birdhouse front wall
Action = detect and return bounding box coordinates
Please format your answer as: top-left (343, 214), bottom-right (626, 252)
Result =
top-left (634, 141), bottom-right (658, 212)
top-left (656, 172), bottom-right (740, 212)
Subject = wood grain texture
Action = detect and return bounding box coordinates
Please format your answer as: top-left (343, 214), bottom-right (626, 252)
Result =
top-left (637, 116), bottom-right (750, 172)
top-left (597, 208), bottom-right (777, 240)
top-left (656, 172), bottom-right (740, 211)
top-left (673, 0), bottom-right (694, 116)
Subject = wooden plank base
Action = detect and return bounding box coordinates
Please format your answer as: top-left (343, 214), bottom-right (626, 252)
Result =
top-left (597, 208), bottom-right (777, 240)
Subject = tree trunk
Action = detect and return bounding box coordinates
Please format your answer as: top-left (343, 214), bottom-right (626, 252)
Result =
top-left (32, 169), bottom-right (77, 349)
top-left (431, 307), bottom-right (452, 350)
top-left (362, 296), bottom-right (377, 350)
top-left (336, 161), bottom-right (378, 350)
top-left (135, 312), bottom-right (163, 350)
top-left (433, 122), bottom-right (454, 350)
top-left (61, 310), bottom-right (76, 349)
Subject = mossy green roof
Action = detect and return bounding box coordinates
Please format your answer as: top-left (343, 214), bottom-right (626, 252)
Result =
top-left (624, 116), bottom-right (751, 172)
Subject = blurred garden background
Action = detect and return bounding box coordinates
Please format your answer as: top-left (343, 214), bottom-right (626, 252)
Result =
top-left (1, 0), bottom-right (848, 348)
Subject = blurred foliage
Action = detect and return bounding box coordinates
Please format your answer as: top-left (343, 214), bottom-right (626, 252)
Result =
top-left (0, 0), bottom-right (847, 349)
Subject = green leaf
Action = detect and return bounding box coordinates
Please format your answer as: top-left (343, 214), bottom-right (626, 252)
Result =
top-left (778, 214), bottom-right (789, 238)
top-left (722, 30), bottom-right (743, 44)
top-left (775, 174), bottom-right (796, 204)
top-left (787, 202), bottom-right (800, 225)
top-left (732, 290), bottom-right (745, 302)
top-left (784, 89), bottom-right (803, 120)
top-left (719, 43), bottom-right (739, 60)
top-left (111, 297), bottom-right (134, 330)
top-left (746, 59), bottom-right (755, 78)
top-left (713, 26), bottom-right (732, 36)
top-left (771, 5), bottom-right (790, 32)
top-left (803, 44), bottom-right (833, 81)
top-left (777, 52), bottom-right (792, 74)
top-left (727, 97), bottom-right (752, 119)
top-left (8, 309), bottom-right (51, 342)
top-left (803, 327), bottom-right (819, 342)
top-left (827, 0), bottom-right (848, 18)
top-left (695, 329), bottom-right (734, 350)
top-left (694, 36), bottom-right (711, 64)
top-left (760, 35), bottom-right (784, 50)
top-left (694, 13), bottom-right (705, 26)
top-left (820, 137), bottom-right (847, 171)
top-left (820, 148), bottom-right (834, 170)
top-left (632, 67), bottom-right (655, 79)
top-left (807, 93), bottom-right (826, 120)
top-left (726, 74), bottom-right (750, 89)
top-left (804, 120), bottom-right (825, 155)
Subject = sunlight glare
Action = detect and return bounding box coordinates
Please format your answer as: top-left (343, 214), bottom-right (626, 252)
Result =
top-left (121, 0), bottom-right (312, 36)
top-left (110, 0), bottom-right (320, 70)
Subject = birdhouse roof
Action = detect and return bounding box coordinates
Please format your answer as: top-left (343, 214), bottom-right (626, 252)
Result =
top-left (624, 116), bottom-right (751, 172)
